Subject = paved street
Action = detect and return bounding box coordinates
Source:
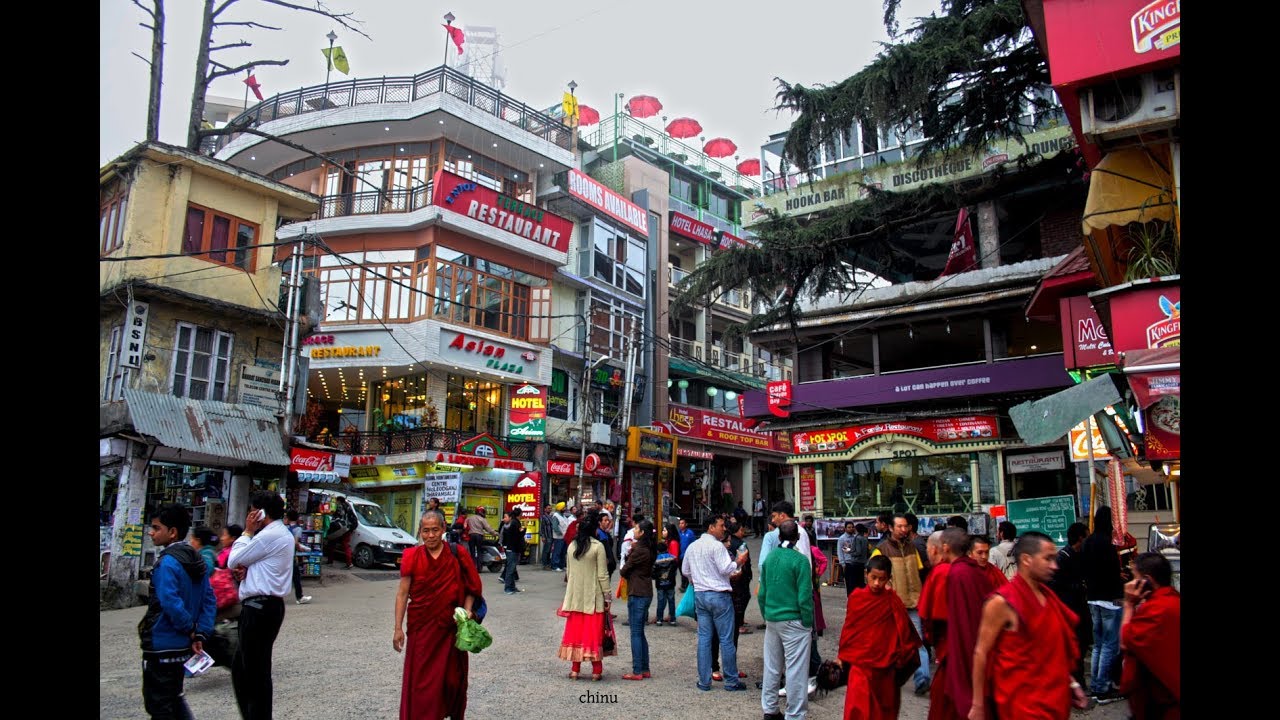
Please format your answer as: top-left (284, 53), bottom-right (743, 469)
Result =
top-left (100, 538), bottom-right (1130, 719)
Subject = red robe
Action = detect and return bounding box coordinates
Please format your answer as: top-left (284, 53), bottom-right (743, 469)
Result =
top-left (944, 557), bottom-right (1002, 718)
top-left (400, 544), bottom-right (483, 720)
top-left (1120, 586), bottom-right (1181, 720)
top-left (989, 575), bottom-right (1080, 720)
top-left (918, 561), bottom-right (961, 720)
top-left (563, 519), bottom-right (579, 545)
top-left (838, 587), bottom-right (922, 720)
top-left (981, 562), bottom-right (1008, 591)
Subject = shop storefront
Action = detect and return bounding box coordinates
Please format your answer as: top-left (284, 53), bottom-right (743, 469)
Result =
top-left (623, 427), bottom-right (677, 530)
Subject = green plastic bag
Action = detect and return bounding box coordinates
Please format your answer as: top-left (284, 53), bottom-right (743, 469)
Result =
top-left (454, 608), bottom-right (493, 653)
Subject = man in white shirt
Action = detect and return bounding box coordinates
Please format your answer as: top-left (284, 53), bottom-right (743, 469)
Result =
top-left (228, 491), bottom-right (295, 720)
top-left (682, 514), bottom-right (749, 692)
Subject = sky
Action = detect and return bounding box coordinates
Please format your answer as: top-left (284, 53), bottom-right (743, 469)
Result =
top-left (100, 0), bottom-right (941, 167)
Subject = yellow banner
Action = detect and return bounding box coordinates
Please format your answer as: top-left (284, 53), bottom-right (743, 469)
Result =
top-left (562, 92), bottom-right (579, 127)
top-left (322, 46), bottom-right (350, 75)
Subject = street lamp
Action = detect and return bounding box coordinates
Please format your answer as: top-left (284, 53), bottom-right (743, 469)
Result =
top-left (324, 30), bottom-right (338, 106)
top-left (443, 12), bottom-right (455, 67)
top-left (613, 92), bottom-right (625, 163)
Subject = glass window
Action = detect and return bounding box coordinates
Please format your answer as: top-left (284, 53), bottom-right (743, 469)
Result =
top-left (978, 451), bottom-right (999, 505)
top-left (170, 322), bottom-right (234, 401)
top-left (591, 221), bottom-right (645, 299)
top-left (103, 324), bottom-right (131, 402)
top-left (182, 205), bottom-right (258, 271)
top-left (818, 453), bottom-right (976, 517)
top-left (444, 374), bottom-right (503, 435)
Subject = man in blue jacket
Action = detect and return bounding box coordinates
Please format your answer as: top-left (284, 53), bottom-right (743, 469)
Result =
top-left (139, 503), bottom-right (216, 719)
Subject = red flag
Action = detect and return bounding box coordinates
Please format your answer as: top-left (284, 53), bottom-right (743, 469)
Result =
top-left (443, 24), bottom-right (465, 54)
top-left (243, 74), bottom-right (264, 102)
top-left (940, 207), bottom-right (977, 277)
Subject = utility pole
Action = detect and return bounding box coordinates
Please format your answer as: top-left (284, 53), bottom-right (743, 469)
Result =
top-left (613, 316), bottom-right (642, 507)
top-left (578, 303), bottom-right (609, 504)
top-left (280, 239), bottom-right (304, 438)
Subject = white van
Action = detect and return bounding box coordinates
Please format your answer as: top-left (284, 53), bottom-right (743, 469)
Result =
top-left (313, 490), bottom-right (417, 568)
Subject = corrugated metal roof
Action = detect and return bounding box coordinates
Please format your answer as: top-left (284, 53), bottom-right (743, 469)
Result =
top-left (122, 389), bottom-right (290, 466)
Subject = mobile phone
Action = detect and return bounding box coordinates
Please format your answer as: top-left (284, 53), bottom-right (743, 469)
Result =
top-left (253, 509), bottom-right (266, 521)
top-left (1140, 578), bottom-right (1154, 595)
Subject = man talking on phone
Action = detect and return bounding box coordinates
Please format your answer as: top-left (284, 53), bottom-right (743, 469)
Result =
top-left (228, 491), bottom-right (295, 719)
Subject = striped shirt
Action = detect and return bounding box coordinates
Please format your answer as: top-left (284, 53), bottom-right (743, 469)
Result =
top-left (681, 533), bottom-right (738, 593)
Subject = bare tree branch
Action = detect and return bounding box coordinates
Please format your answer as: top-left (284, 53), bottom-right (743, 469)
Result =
top-left (210, 41), bottom-right (252, 52)
top-left (131, 52), bottom-right (152, 65)
top-left (209, 61), bottom-right (232, 71)
top-left (209, 58), bottom-right (288, 82)
top-left (138, 22), bottom-right (155, 31)
top-left (131, 0), bottom-right (155, 20)
top-left (212, 0), bottom-right (241, 19)
top-left (259, 0), bottom-right (371, 39)
top-left (214, 20), bottom-right (283, 30)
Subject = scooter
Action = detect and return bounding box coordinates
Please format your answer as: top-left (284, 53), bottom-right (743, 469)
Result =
top-left (474, 535), bottom-right (507, 574)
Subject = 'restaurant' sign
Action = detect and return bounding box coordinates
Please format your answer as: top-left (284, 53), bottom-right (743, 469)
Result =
top-left (432, 169), bottom-right (572, 253)
top-left (667, 404), bottom-right (788, 454)
top-left (791, 416), bottom-right (999, 455)
top-left (669, 211), bottom-right (716, 245)
top-left (567, 169), bottom-right (649, 235)
top-left (1007, 450), bottom-right (1066, 474)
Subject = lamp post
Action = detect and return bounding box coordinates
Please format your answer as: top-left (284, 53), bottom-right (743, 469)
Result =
top-left (613, 92), bottom-right (624, 164)
top-left (443, 12), bottom-right (455, 68)
top-left (567, 80), bottom-right (579, 159)
top-left (324, 30), bottom-right (337, 106)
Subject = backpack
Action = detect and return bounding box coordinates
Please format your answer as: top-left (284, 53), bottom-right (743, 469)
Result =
top-left (446, 543), bottom-right (488, 624)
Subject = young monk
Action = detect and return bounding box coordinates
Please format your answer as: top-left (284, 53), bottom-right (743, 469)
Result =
top-left (837, 555), bottom-right (923, 720)
top-left (918, 528), bottom-right (968, 720)
top-left (969, 532), bottom-right (1089, 720)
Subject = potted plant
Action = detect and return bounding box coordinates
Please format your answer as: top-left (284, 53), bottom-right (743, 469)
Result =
top-left (1124, 221), bottom-right (1179, 281)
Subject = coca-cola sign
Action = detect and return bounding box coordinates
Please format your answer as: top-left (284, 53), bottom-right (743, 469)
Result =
top-left (290, 448), bottom-right (334, 473)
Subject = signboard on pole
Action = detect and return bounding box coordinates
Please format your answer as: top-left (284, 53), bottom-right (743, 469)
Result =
top-left (422, 473), bottom-right (462, 504)
top-left (1005, 494), bottom-right (1077, 544)
top-left (799, 466), bottom-right (817, 512)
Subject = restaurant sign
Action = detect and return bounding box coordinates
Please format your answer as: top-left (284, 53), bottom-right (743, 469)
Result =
top-left (791, 416), bottom-right (999, 455)
top-left (667, 404), bottom-right (788, 454)
top-left (669, 211), bottom-right (716, 245)
top-left (1059, 296), bottom-right (1115, 369)
top-left (432, 169), bottom-right (572, 253)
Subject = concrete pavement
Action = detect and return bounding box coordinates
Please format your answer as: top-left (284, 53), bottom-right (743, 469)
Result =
top-left (100, 538), bottom-right (1131, 719)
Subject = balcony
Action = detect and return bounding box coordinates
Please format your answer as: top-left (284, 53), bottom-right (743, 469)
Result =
top-left (313, 425), bottom-right (538, 459)
top-left (669, 265), bottom-right (690, 287)
top-left (319, 182), bottom-right (433, 219)
top-left (669, 335), bottom-right (703, 362)
top-left (210, 65), bottom-right (572, 155)
top-left (713, 287), bottom-right (752, 313)
top-left (583, 114), bottom-right (761, 197)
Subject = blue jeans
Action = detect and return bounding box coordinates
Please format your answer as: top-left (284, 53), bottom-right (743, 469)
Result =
top-left (627, 595), bottom-right (652, 673)
top-left (503, 551), bottom-right (520, 592)
top-left (1089, 604), bottom-right (1122, 694)
top-left (551, 539), bottom-right (566, 570)
top-left (907, 608), bottom-right (931, 689)
top-left (654, 587), bottom-right (676, 622)
top-left (695, 590), bottom-right (742, 690)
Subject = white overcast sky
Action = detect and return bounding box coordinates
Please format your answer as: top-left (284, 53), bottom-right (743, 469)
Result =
top-left (100, 0), bottom-right (940, 167)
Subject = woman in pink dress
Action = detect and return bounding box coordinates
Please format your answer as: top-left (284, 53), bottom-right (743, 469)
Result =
top-left (557, 509), bottom-right (614, 680)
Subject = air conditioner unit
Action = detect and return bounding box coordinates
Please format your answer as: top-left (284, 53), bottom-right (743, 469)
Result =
top-left (1079, 68), bottom-right (1179, 144)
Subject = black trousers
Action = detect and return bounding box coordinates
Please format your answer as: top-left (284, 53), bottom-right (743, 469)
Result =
top-left (291, 559), bottom-right (304, 601)
top-left (844, 562), bottom-right (866, 595)
top-left (233, 595), bottom-right (285, 720)
top-left (753, 516), bottom-right (765, 536)
top-left (142, 650), bottom-right (193, 720)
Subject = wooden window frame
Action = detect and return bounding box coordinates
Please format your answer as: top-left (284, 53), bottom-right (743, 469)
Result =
top-left (100, 189), bottom-right (129, 255)
top-left (182, 203), bottom-right (260, 272)
top-left (170, 321), bottom-right (235, 401)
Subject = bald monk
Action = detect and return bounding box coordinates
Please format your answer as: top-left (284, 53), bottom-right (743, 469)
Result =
top-left (837, 555), bottom-right (923, 720)
top-left (1119, 552), bottom-right (1180, 720)
top-left (968, 532), bottom-right (1089, 720)
top-left (918, 528), bottom-right (968, 720)
top-left (944, 536), bottom-right (1005, 719)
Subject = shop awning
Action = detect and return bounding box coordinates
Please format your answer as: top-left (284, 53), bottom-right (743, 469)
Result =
top-left (1120, 347), bottom-right (1180, 408)
top-left (1081, 146), bottom-right (1175, 234)
top-left (122, 389), bottom-right (290, 466)
top-left (1008, 374), bottom-right (1124, 446)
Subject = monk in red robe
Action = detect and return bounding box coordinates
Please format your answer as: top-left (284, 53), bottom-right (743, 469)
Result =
top-left (838, 555), bottom-right (923, 720)
top-left (969, 535), bottom-right (1008, 591)
top-left (969, 532), bottom-right (1088, 720)
top-left (393, 510), bottom-right (484, 720)
top-left (918, 529), bottom-right (967, 720)
top-left (1120, 552), bottom-right (1180, 720)
top-left (944, 548), bottom-right (1003, 718)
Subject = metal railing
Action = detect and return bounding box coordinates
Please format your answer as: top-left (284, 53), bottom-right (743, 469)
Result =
top-left (583, 114), bottom-right (761, 196)
top-left (669, 265), bottom-right (690, 286)
top-left (669, 336), bottom-right (703, 362)
top-left (319, 183), bottom-right (433, 219)
top-left (318, 426), bottom-right (538, 459)
top-left (212, 65), bottom-right (573, 154)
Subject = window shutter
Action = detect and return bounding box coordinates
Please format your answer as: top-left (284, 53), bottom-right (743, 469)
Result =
top-left (527, 286), bottom-right (552, 343)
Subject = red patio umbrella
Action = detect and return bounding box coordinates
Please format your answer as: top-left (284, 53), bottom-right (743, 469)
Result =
top-left (665, 117), bottom-right (703, 139)
top-left (703, 137), bottom-right (737, 158)
top-left (736, 158), bottom-right (761, 176)
top-left (625, 95), bottom-right (663, 118)
top-left (578, 104), bottom-right (600, 126)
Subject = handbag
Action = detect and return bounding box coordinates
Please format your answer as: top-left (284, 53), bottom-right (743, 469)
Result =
top-left (210, 567), bottom-right (239, 611)
top-left (446, 543), bottom-right (487, 624)
top-left (601, 611), bottom-right (617, 653)
top-left (616, 577), bottom-right (629, 601)
top-left (677, 587), bottom-right (697, 619)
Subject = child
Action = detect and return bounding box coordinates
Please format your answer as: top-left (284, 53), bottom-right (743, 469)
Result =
top-left (139, 504), bottom-right (217, 719)
top-left (190, 526), bottom-right (218, 576)
top-left (837, 555), bottom-right (923, 720)
top-left (652, 523), bottom-right (680, 625)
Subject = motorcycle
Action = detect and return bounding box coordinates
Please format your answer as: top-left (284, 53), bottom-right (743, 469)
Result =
top-left (474, 534), bottom-right (507, 574)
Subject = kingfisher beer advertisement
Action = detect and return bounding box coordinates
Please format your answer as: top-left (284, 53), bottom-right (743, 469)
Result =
top-left (508, 384), bottom-right (547, 440)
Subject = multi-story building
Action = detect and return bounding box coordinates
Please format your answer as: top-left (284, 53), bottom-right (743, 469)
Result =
top-left (737, 92), bottom-right (1101, 542)
top-left (212, 65), bottom-right (576, 540)
top-left (579, 110), bottom-right (795, 526)
top-left (99, 141), bottom-right (319, 603)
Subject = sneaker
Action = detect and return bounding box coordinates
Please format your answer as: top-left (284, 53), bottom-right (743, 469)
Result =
top-left (654, 620), bottom-right (664, 626)
top-left (808, 677), bottom-right (819, 696)
top-left (724, 682), bottom-right (748, 692)
top-left (504, 590), bottom-right (516, 595)
top-left (914, 677), bottom-right (932, 696)
top-left (296, 596), bottom-right (312, 605)
top-left (738, 671), bottom-right (748, 678)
